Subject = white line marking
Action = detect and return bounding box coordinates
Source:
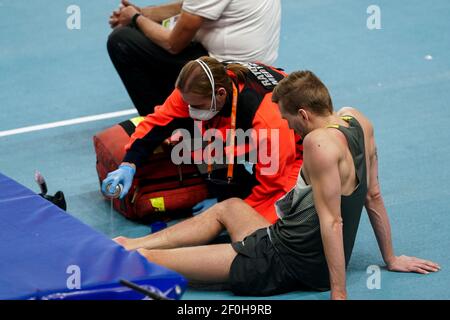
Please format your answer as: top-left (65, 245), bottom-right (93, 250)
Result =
top-left (0, 109), bottom-right (138, 137)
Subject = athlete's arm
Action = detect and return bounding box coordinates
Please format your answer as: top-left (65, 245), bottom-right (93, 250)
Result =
top-left (365, 132), bottom-right (441, 274)
top-left (364, 129), bottom-right (396, 266)
top-left (303, 131), bottom-right (347, 300)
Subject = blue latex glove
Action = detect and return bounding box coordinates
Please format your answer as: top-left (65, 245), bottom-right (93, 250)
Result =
top-left (101, 164), bottom-right (136, 199)
top-left (192, 198), bottom-right (218, 215)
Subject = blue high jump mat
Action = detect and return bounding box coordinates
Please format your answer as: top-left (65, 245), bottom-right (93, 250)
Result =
top-left (0, 172), bottom-right (187, 300)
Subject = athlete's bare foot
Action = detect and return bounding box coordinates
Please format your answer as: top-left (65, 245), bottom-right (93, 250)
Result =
top-left (113, 236), bottom-right (144, 250)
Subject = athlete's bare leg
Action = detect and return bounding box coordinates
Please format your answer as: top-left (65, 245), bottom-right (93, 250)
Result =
top-left (138, 244), bottom-right (237, 283)
top-left (114, 198), bottom-right (271, 250)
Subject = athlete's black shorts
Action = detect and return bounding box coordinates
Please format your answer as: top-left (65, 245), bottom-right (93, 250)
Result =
top-left (229, 228), bottom-right (308, 296)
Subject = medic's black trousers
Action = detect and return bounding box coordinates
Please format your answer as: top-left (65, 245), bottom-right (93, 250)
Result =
top-left (107, 25), bottom-right (208, 116)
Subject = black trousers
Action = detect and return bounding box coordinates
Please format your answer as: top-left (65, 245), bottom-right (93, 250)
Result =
top-left (107, 26), bottom-right (209, 116)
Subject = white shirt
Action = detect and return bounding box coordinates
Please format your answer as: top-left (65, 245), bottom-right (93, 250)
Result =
top-left (182, 0), bottom-right (281, 65)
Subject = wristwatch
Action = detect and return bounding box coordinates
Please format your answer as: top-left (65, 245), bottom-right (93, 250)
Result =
top-left (131, 13), bottom-right (142, 29)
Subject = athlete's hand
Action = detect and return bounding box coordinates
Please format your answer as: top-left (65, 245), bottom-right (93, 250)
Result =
top-left (387, 255), bottom-right (440, 274)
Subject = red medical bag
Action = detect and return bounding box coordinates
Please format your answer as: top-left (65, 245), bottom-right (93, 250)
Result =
top-left (93, 117), bottom-right (209, 221)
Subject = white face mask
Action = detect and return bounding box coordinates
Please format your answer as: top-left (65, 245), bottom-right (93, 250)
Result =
top-left (188, 59), bottom-right (219, 121)
top-left (188, 105), bottom-right (220, 121)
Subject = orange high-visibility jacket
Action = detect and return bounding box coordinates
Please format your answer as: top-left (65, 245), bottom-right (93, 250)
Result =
top-left (124, 63), bottom-right (303, 223)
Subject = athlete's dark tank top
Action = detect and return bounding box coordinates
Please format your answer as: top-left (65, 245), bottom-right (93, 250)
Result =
top-left (268, 116), bottom-right (368, 291)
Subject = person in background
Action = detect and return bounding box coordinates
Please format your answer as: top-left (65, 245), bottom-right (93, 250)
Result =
top-left (107, 0), bottom-right (281, 115)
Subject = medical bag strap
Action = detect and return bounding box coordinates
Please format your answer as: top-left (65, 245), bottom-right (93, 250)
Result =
top-left (207, 82), bottom-right (238, 184)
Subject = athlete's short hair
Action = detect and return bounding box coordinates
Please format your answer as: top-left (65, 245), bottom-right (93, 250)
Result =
top-left (272, 71), bottom-right (333, 115)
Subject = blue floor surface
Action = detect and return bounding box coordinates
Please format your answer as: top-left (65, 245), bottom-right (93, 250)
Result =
top-left (1, 0), bottom-right (449, 299)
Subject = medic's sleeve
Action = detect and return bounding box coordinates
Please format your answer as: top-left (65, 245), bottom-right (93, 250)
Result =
top-left (123, 89), bottom-right (193, 167)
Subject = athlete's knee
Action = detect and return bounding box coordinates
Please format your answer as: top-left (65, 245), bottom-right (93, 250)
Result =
top-left (222, 197), bottom-right (246, 209)
top-left (216, 198), bottom-right (245, 222)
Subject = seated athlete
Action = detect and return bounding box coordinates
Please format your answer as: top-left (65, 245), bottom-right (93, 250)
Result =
top-left (114, 70), bottom-right (440, 299)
